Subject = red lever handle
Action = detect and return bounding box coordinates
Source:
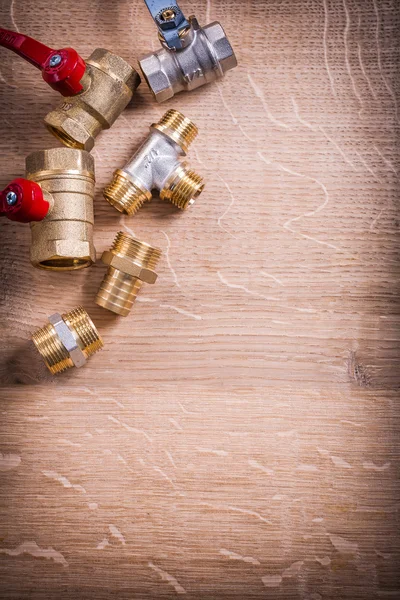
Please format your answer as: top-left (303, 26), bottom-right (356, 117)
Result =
top-left (0, 28), bottom-right (86, 96)
top-left (0, 179), bottom-right (50, 223)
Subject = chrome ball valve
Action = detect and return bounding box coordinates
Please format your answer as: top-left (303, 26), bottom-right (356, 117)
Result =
top-left (139, 0), bottom-right (237, 102)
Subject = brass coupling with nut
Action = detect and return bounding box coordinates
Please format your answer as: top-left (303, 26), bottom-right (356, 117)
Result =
top-left (45, 49), bottom-right (141, 151)
top-left (104, 109), bottom-right (204, 216)
top-left (1, 147), bottom-right (96, 270)
top-left (96, 232), bottom-right (162, 317)
top-left (32, 307), bottom-right (103, 374)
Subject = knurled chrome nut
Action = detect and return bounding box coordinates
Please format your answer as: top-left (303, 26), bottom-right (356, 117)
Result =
top-left (101, 251), bottom-right (158, 284)
top-left (48, 313), bottom-right (86, 368)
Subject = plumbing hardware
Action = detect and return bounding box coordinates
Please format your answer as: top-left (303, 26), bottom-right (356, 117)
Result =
top-left (32, 307), bottom-right (103, 374)
top-left (96, 232), bottom-right (162, 317)
top-left (1, 148), bottom-right (96, 271)
top-left (0, 28), bottom-right (140, 150)
top-left (104, 109), bottom-right (204, 215)
top-left (140, 0), bottom-right (237, 101)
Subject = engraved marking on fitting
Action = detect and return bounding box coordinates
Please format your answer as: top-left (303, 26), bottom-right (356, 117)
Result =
top-left (61, 102), bottom-right (74, 112)
top-left (144, 149), bottom-right (160, 169)
top-left (48, 313), bottom-right (86, 368)
top-left (183, 68), bottom-right (204, 83)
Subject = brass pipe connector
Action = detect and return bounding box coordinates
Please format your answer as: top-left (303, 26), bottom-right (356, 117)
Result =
top-left (32, 307), bottom-right (103, 374)
top-left (104, 109), bottom-right (204, 216)
top-left (44, 49), bottom-right (140, 151)
top-left (27, 148), bottom-right (96, 270)
top-left (96, 232), bottom-right (162, 317)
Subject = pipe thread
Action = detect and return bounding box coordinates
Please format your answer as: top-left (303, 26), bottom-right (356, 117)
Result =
top-left (104, 170), bottom-right (151, 215)
top-left (111, 231), bottom-right (162, 270)
top-left (32, 307), bottom-right (103, 374)
top-left (153, 109), bottom-right (198, 153)
top-left (160, 166), bottom-right (204, 209)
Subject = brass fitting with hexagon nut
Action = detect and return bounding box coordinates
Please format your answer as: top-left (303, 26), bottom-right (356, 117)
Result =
top-left (32, 307), bottom-right (103, 375)
top-left (44, 48), bottom-right (141, 151)
top-left (96, 232), bottom-right (162, 317)
top-left (103, 109), bottom-right (204, 216)
top-left (1, 147), bottom-right (96, 271)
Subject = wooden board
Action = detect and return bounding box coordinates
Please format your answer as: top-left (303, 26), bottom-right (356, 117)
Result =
top-left (0, 0), bottom-right (399, 598)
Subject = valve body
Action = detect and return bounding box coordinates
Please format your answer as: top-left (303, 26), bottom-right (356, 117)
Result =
top-left (27, 148), bottom-right (96, 270)
top-left (32, 307), bottom-right (103, 374)
top-left (104, 109), bottom-right (204, 215)
top-left (139, 17), bottom-right (237, 102)
top-left (45, 49), bottom-right (140, 151)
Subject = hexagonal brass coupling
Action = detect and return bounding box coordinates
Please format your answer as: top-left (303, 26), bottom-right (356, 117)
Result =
top-left (27, 147), bottom-right (96, 271)
top-left (104, 109), bottom-right (204, 216)
top-left (44, 49), bottom-right (140, 151)
top-left (96, 232), bottom-right (162, 317)
top-left (32, 307), bottom-right (103, 375)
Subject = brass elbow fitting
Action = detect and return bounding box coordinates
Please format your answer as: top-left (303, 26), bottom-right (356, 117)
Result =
top-left (96, 232), bottom-right (162, 317)
top-left (28, 148), bottom-right (96, 270)
top-left (44, 49), bottom-right (140, 151)
top-left (140, 16), bottom-right (237, 102)
top-left (104, 109), bottom-right (204, 216)
top-left (32, 307), bottom-right (103, 375)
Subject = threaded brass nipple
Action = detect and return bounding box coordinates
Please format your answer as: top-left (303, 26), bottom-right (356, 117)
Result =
top-left (32, 307), bottom-right (103, 374)
top-left (160, 164), bottom-right (204, 209)
top-left (152, 109), bottom-right (198, 153)
top-left (96, 232), bottom-right (162, 317)
top-left (103, 170), bottom-right (152, 216)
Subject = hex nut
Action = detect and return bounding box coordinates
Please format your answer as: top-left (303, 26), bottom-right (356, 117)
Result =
top-left (204, 22), bottom-right (237, 74)
top-left (44, 110), bottom-right (95, 152)
top-left (48, 313), bottom-right (86, 368)
top-left (139, 53), bottom-right (174, 103)
top-left (101, 250), bottom-right (158, 284)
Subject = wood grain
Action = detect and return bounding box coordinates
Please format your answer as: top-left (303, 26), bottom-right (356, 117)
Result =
top-left (0, 0), bottom-right (399, 598)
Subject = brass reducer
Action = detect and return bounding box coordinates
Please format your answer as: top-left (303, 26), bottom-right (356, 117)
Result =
top-left (32, 307), bottom-right (103, 374)
top-left (44, 49), bottom-right (140, 151)
top-left (27, 147), bottom-right (96, 270)
top-left (104, 109), bottom-right (204, 216)
top-left (96, 232), bottom-right (162, 317)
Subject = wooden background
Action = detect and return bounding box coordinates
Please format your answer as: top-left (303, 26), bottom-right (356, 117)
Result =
top-left (0, 0), bottom-right (399, 598)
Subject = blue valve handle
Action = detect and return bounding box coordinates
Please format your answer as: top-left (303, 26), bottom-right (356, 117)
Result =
top-left (143, 0), bottom-right (190, 50)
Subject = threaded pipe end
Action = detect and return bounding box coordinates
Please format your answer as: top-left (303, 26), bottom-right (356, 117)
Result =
top-left (160, 165), bottom-right (204, 209)
top-left (153, 109), bottom-right (198, 153)
top-left (104, 170), bottom-right (151, 216)
top-left (32, 307), bottom-right (103, 374)
top-left (96, 232), bottom-right (162, 317)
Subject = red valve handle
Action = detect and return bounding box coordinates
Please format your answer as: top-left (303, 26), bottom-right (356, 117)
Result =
top-left (0, 27), bottom-right (86, 96)
top-left (0, 179), bottom-right (50, 223)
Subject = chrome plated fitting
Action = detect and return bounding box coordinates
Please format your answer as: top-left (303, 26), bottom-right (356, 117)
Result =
top-left (45, 49), bottom-right (140, 151)
top-left (32, 307), bottom-right (103, 374)
top-left (140, 15), bottom-right (237, 102)
top-left (104, 109), bottom-right (204, 215)
top-left (96, 232), bottom-right (162, 316)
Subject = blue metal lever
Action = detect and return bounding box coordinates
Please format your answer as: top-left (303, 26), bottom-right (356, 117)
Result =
top-left (143, 0), bottom-right (190, 50)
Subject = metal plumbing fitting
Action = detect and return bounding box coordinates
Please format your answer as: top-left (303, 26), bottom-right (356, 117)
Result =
top-left (140, 1), bottom-right (237, 102)
top-left (0, 148), bottom-right (96, 270)
top-left (32, 307), bottom-right (103, 375)
top-left (0, 29), bottom-right (140, 151)
top-left (96, 232), bottom-right (162, 317)
top-left (104, 109), bottom-right (204, 215)
top-left (45, 49), bottom-right (140, 151)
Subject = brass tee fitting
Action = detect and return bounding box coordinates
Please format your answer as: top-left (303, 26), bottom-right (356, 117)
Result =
top-left (27, 148), bottom-right (96, 270)
top-left (44, 49), bottom-right (140, 151)
top-left (104, 109), bottom-right (204, 215)
top-left (32, 307), bottom-right (103, 374)
top-left (96, 232), bottom-right (162, 317)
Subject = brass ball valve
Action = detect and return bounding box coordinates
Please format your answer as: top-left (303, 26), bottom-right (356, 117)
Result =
top-left (139, 0), bottom-right (237, 102)
top-left (0, 28), bottom-right (140, 151)
top-left (1, 148), bottom-right (96, 270)
top-left (104, 109), bottom-right (204, 216)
